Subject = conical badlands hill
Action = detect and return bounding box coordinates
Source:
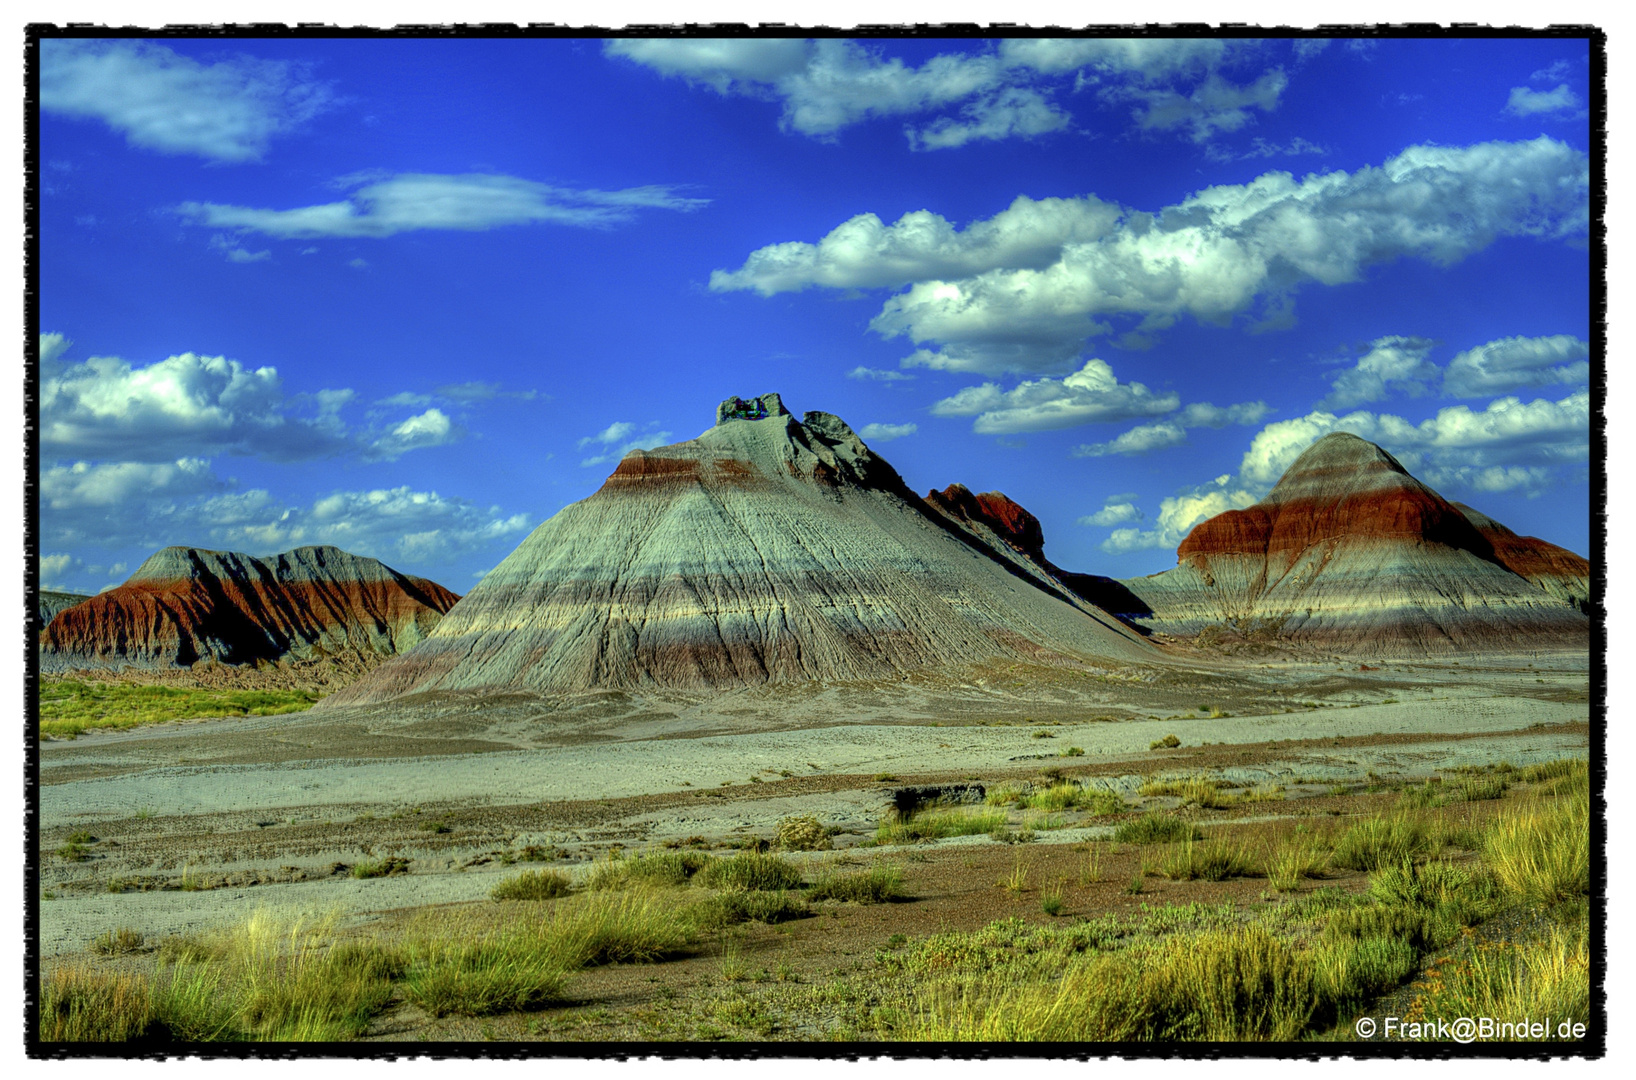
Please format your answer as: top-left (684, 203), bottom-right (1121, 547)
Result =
top-left (41, 546), bottom-right (459, 672)
top-left (1115, 433), bottom-right (1589, 653)
top-left (326, 395), bottom-right (1152, 705)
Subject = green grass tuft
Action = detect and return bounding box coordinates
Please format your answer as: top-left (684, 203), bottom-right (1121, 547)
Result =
top-left (39, 679), bottom-right (321, 740)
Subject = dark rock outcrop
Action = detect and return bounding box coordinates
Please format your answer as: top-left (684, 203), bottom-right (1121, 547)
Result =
top-left (41, 545), bottom-right (459, 672)
top-left (923, 484), bottom-right (1152, 622)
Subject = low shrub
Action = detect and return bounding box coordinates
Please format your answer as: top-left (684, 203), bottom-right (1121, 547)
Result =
top-left (1150, 734), bottom-right (1181, 750)
top-left (351, 857), bottom-right (411, 880)
top-left (90, 927), bottom-right (146, 955)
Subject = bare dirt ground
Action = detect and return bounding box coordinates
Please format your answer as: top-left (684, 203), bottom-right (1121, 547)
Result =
top-left (36, 651), bottom-right (1591, 1040)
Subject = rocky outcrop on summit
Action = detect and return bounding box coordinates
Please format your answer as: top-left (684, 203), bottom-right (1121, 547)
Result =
top-left (41, 546), bottom-right (459, 672)
top-left (325, 394), bottom-right (1153, 706)
top-left (923, 484), bottom-right (1153, 621)
top-left (1453, 503), bottom-right (1591, 613)
top-left (1116, 433), bottom-right (1589, 653)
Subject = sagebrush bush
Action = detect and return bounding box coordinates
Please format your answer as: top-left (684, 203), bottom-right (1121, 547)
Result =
top-left (775, 815), bottom-right (832, 851)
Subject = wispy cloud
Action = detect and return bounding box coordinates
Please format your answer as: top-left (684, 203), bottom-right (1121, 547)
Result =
top-left (180, 172), bottom-right (709, 240)
top-left (41, 39), bottom-right (331, 163)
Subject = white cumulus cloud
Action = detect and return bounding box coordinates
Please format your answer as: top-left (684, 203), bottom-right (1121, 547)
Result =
top-left (578, 422), bottom-right (674, 467)
top-left (847, 366), bottom-right (914, 382)
top-left (1079, 499), bottom-right (1144, 527)
top-left (610, 37), bottom-right (1288, 151)
top-left (41, 338), bottom-right (353, 463)
top-left (41, 39), bottom-right (330, 163)
top-left (366, 408), bottom-right (461, 462)
top-left (180, 173), bottom-right (708, 240)
top-left (1442, 334), bottom-right (1589, 397)
top-left (907, 88), bottom-right (1072, 151)
top-left (1319, 335), bottom-right (1440, 409)
top-left (859, 422), bottom-right (917, 441)
top-left (930, 358), bottom-right (1178, 434)
top-left (1074, 400), bottom-right (1270, 456)
top-left (714, 137), bottom-right (1588, 375)
top-left (1504, 84), bottom-right (1581, 118)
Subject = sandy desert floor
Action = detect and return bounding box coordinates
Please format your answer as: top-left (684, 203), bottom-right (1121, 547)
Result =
top-left (38, 651), bottom-right (1589, 960)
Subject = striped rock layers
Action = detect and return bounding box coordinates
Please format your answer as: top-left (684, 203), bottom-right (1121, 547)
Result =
top-left (1452, 503), bottom-right (1591, 613)
top-left (325, 395), bottom-right (1154, 705)
top-left (1115, 433), bottom-right (1589, 653)
top-left (41, 546), bottom-right (459, 672)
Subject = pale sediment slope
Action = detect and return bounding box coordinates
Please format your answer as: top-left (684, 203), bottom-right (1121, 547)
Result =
top-left (326, 395), bottom-right (1154, 705)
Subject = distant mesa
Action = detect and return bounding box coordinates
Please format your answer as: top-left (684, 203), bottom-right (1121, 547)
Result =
top-left (1116, 433), bottom-right (1590, 653)
top-left (323, 394), bottom-right (1154, 707)
top-left (40, 545), bottom-right (459, 673)
top-left (39, 589), bottom-right (93, 625)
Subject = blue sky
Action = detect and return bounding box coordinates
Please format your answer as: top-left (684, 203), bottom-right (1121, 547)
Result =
top-left (35, 33), bottom-right (1594, 596)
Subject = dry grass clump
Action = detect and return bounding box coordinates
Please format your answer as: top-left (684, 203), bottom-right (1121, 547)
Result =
top-left (1330, 815), bottom-right (1433, 872)
top-left (687, 889), bottom-right (811, 929)
top-left (351, 856), bottom-right (411, 880)
top-left (876, 807), bottom-right (1007, 845)
top-left (985, 782), bottom-right (1028, 807)
top-left (1266, 836), bottom-right (1331, 892)
top-left (1157, 839), bottom-right (1260, 882)
top-left (1015, 782), bottom-right (1126, 816)
top-left (807, 863), bottom-right (906, 904)
top-left (588, 850), bottom-right (712, 890)
top-left (1150, 734), bottom-right (1181, 750)
top-left (1485, 770), bottom-right (1589, 905)
top-left (1113, 813), bottom-right (1202, 845)
top-left (694, 851), bottom-right (803, 892)
top-left (404, 891), bottom-right (689, 1018)
top-left (775, 814), bottom-right (832, 851)
top-left (491, 869), bottom-right (572, 901)
top-left (1140, 774), bottom-right (1236, 808)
